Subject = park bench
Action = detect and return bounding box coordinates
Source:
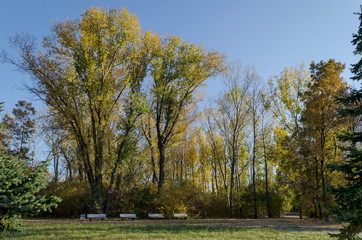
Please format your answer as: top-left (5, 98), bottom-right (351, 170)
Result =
top-left (148, 213), bottom-right (165, 219)
top-left (87, 214), bottom-right (106, 221)
top-left (174, 213), bottom-right (188, 219)
top-left (119, 213), bottom-right (137, 220)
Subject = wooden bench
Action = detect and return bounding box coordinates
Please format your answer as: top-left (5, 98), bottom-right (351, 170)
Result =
top-left (174, 213), bottom-right (188, 219)
top-left (87, 214), bottom-right (106, 221)
top-left (119, 213), bottom-right (137, 220)
top-left (148, 213), bottom-right (165, 219)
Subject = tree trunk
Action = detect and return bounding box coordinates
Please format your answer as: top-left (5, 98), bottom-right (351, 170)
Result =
top-left (212, 161), bottom-right (219, 193)
top-left (158, 142), bottom-right (166, 194)
top-left (320, 131), bottom-right (329, 222)
top-left (236, 163), bottom-right (242, 218)
top-left (229, 155), bottom-right (235, 218)
top-left (262, 132), bottom-right (271, 218)
top-left (104, 133), bottom-right (129, 215)
top-left (321, 157), bottom-right (329, 221)
top-left (252, 115), bottom-right (258, 219)
top-left (252, 154), bottom-right (258, 219)
top-left (53, 153), bottom-right (59, 184)
top-left (150, 146), bottom-right (158, 184)
top-left (264, 158), bottom-right (271, 218)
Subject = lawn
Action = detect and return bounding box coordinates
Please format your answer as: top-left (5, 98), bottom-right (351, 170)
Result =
top-left (2, 218), bottom-right (338, 240)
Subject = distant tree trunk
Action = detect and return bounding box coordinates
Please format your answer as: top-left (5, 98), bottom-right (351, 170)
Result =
top-left (61, 147), bottom-right (73, 181)
top-left (320, 130), bottom-right (329, 222)
top-left (229, 154), bottom-right (236, 218)
top-left (105, 127), bottom-right (131, 215)
top-left (252, 155), bottom-right (258, 219)
top-left (298, 203), bottom-right (303, 219)
top-left (264, 151), bottom-right (271, 218)
top-left (314, 156), bottom-right (321, 219)
top-left (236, 161), bottom-right (242, 218)
top-left (262, 130), bottom-right (271, 218)
top-left (252, 113), bottom-right (258, 219)
top-left (212, 163), bottom-right (219, 193)
top-left (53, 152), bottom-right (59, 184)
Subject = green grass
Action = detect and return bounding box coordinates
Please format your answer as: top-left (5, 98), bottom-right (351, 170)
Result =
top-left (2, 219), bottom-right (335, 240)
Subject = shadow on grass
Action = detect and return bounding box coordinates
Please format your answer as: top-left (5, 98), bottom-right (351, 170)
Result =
top-left (3, 224), bottom-right (268, 239)
top-left (3, 223), bottom-right (336, 240)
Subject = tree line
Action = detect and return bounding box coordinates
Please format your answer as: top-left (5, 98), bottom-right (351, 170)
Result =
top-left (0, 6), bottom-right (361, 238)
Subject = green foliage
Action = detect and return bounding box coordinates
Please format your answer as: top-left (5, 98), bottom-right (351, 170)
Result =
top-left (327, 6), bottom-right (362, 240)
top-left (0, 152), bottom-right (60, 233)
top-left (109, 182), bottom-right (229, 219)
top-left (153, 185), bottom-right (188, 218)
top-left (42, 181), bottom-right (93, 218)
top-left (149, 34), bottom-right (225, 192)
top-left (300, 59), bottom-right (347, 220)
top-left (1, 101), bottom-right (36, 160)
top-left (268, 64), bottom-right (310, 133)
top-left (240, 183), bottom-right (292, 218)
top-left (111, 185), bottom-right (157, 218)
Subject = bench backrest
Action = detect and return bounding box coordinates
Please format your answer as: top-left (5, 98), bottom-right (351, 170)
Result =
top-left (120, 214), bottom-right (137, 218)
top-left (174, 213), bottom-right (188, 218)
top-left (87, 214), bottom-right (106, 218)
top-left (148, 213), bottom-right (164, 218)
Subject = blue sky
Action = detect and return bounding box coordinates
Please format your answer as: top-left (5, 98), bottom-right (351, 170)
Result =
top-left (0, 0), bottom-right (361, 113)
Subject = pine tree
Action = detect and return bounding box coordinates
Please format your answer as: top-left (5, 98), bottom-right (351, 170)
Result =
top-left (0, 103), bottom-right (60, 234)
top-left (329, 6), bottom-right (362, 240)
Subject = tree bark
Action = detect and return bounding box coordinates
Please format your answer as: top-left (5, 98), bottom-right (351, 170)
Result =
top-left (157, 141), bottom-right (166, 194)
top-left (252, 114), bottom-right (258, 219)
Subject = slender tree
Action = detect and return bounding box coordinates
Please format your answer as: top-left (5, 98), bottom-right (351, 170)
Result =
top-left (268, 64), bottom-right (311, 218)
top-left (1, 100), bottom-right (36, 161)
top-left (301, 59), bottom-right (347, 220)
top-left (260, 95), bottom-right (274, 218)
top-left (212, 64), bottom-right (253, 218)
top-left (249, 74), bottom-right (264, 219)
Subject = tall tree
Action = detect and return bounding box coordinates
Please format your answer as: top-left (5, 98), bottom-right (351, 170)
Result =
top-left (260, 94), bottom-right (275, 218)
top-left (1, 100), bottom-right (36, 161)
top-left (212, 64), bottom-right (253, 218)
top-left (203, 108), bottom-right (229, 195)
top-left (329, 6), bottom-right (362, 239)
top-left (149, 36), bottom-right (224, 193)
top-left (0, 103), bottom-right (60, 235)
top-left (301, 59), bottom-right (347, 220)
top-left (268, 64), bottom-right (311, 218)
top-left (3, 7), bottom-right (148, 212)
top-left (268, 64), bottom-right (310, 134)
top-left (249, 75), bottom-right (264, 219)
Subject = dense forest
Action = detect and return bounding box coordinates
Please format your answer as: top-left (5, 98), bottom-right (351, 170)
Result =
top-left (0, 7), bottom-right (360, 236)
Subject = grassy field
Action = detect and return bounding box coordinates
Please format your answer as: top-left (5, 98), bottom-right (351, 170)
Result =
top-left (2, 218), bottom-right (339, 240)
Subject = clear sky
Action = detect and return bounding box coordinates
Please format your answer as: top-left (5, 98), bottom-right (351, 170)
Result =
top-left (0, 0), bottom-right (361, 112)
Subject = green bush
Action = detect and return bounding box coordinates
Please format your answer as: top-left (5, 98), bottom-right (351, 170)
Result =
top-left (42, 180), bottom-right (93, 218)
